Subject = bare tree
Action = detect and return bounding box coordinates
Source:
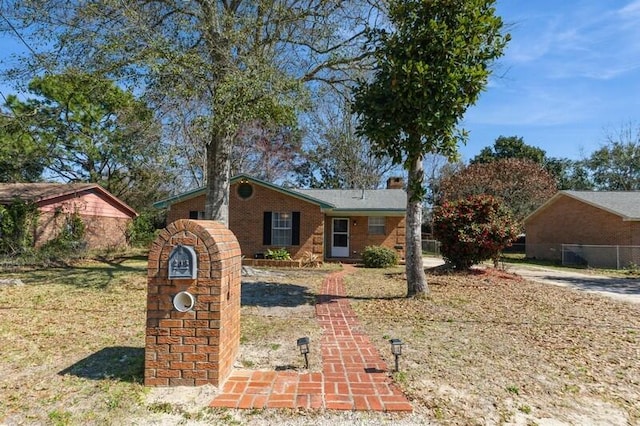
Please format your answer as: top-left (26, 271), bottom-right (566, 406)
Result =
top-left (296, 96), bottom-right (397, 189)
top-left (1, 0), bottom-right (383, 224)
top-left (585, 123), bottom-right (640, 190)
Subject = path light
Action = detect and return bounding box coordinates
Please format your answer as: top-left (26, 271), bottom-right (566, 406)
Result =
top-left (389, 338), bottom-right (403, 372)
top-left (297, 337), bottom-right (310, 369)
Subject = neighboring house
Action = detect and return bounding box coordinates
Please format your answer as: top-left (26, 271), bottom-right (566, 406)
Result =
top-left (154, 174), bottom-right (407, 261)
top-left (525, 191), bottom-right (640, 265)
top-left (0, 183), bottom-right (137, 250)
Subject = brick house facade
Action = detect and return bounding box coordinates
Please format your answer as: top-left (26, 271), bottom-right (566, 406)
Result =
top-left (155, 174), bottom-right (407, 262)
top-left (0, 183), bottom-right (137, 250)
top-left (525, 191), bottom-right (640, 262)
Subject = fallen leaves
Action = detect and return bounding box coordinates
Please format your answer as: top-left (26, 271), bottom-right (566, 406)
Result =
top-left (346, 265), bottom-right (640, 425)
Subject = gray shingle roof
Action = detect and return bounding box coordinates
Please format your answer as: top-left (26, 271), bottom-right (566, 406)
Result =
top-left (294, 188), bottom-right (406, 213)
top-left (0, 183), bottom-right (137, 216)
top-left (154, 174), bottom-right (407, 214)
top-left (563, 191), bottom-right (640, 220)
top-left (0, 183), bottom-right (97, 204)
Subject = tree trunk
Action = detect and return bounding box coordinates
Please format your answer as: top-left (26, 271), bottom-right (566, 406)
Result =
top-left (406, 154), bottom-right (428, 297)
top-left (205, 132), bottom-right (232, 226)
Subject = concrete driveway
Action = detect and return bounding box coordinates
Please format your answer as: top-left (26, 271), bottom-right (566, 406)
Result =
top-left (423, 256), bottom-right (640, 304)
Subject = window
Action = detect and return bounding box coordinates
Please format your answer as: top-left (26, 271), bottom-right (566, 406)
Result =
top-left (368, 217), bottom-right (385, 235)
top-left (237, 182), bottom-right (253, 199)
top-left (272, 212), bottom-right (292, 246)
top-left (263, 211), bottom-right (301, 246)
top-left (189, 211), bottom-right (205, 219)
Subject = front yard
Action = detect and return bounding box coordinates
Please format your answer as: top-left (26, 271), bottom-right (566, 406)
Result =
top-left (346, 267), bottom-right (640, 425)
top-left (1, 256), bottom-right (638, 425)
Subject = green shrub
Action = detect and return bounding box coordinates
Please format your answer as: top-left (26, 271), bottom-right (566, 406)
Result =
top-left (38, 212), bottom-right (87, 260)
top-left (265, 248), bottom-right (291, 260)
top-left (127, 210), bottom-right (162, 247)
top-left (362, 245), bottom-right (398, 268)
top-left (0, 199), bottom-right (39, 255)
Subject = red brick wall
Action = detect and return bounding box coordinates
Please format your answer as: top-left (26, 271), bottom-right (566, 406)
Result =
top-left (165, 182), bottom-right (407, 261)
top-left (166, 194), bottom-right (206, 224)
top-left (229, 181), bottom-right (325, 259)
top-left (166, 183), bottom-right (325, 260)
top-left (31, 189), bottom-right (135, 250)
top-left (145, 219), bottom-right (242, 387)
top-left (526, 195), bottom-right (637, 261)
top-left (326, 216), bottom-right (406, 260)
top-left (35, 211), bottom-right (131, 249)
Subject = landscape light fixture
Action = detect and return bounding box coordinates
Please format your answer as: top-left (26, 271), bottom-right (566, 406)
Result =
top-left (389, 338), bottom-right (404, 372)
top-left (297, 337), bottom-right (310, 369)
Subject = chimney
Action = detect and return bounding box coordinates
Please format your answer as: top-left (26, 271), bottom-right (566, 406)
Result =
top-left (386, 177), bottom-right (403, 189)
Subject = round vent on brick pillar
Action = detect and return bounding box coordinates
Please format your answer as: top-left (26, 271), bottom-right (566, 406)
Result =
top-left (172, 291), bottom-right (195, 312)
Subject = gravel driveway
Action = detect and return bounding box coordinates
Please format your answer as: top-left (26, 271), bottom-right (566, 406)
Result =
top-left (423, 256), bottom-right (640, 304)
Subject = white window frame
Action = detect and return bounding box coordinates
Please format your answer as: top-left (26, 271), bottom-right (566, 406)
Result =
top-left (272, 212), bottom-right (292, 246)
top-left (368, 216), bottom-right (386, 235)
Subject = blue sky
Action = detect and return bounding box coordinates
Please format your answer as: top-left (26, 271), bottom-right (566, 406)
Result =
top-left (2, 1), bottom-right (639, 163)
top-left (463, 0), bottom-right (640, 162)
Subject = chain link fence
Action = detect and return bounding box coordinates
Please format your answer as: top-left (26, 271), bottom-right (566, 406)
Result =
top-left (562, 244), bottom-right (640, 269)
top-left (423, 239), bottom-right (640, 270)
top-left (422, 239), bottom-right (527, 258)
top-left (422, 239), bottom-right (441, 256)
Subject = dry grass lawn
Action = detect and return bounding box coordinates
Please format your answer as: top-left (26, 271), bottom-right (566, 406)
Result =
top-left (0, 258), bottom-right (332, 425)
top-left (1, 256), bottom-right (639, 425)
top-left (345, 266), bottom-right (640, 425)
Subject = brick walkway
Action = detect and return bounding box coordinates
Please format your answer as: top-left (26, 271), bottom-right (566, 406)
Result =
top-left (210, 265), bottom-right (412, 412)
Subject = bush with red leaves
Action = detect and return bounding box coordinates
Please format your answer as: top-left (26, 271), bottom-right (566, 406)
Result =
top-left (433, 195), bottom-right (518, 270)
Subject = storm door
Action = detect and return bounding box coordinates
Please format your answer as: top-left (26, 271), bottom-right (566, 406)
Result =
top-left (331, 218), bottom-right (349, 257)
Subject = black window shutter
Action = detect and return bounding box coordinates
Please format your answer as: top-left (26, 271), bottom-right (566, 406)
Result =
top-left (263, 212), bottom-right (272, 245)
top-left (292, 211), bottom-right (300, 246)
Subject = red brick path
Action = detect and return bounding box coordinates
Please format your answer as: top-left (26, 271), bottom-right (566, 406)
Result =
top-left (210, 265), bottom-right (412, 412)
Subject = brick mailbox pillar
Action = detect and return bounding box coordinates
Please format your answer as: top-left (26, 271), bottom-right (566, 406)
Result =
top-left (145, 219), bottom-right (242, 387)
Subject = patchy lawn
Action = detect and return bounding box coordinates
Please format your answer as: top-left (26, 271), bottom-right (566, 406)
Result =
top-left (235, 268), bottom-right (327, 372)
top-left (0, 258), bottom-right (330, 425)
top-left (0, 256), bottom-right (149, 425)
top-left (2, 257), bottom-right (639, 425)
top-left (345, 266), bottom-right (640, 425)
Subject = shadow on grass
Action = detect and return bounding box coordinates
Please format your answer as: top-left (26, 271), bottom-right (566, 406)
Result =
top-left (13, 260), bottom-right (147, 290)
top-left (94, 254), bottom-right (148, 264)
top-left (59, 346), bottom-right (144, 383)
top-left (241, 281), bottom-right (315, 307)
top-left (319, 293), bottom-right (407, 302)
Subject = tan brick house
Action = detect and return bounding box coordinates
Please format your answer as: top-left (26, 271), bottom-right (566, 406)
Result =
top-left (154, 174), bottom-right (407, 262)
top-left (525, 191), bottom-right (640, 264)
top-left (0, 183), bottom-right (137, 250)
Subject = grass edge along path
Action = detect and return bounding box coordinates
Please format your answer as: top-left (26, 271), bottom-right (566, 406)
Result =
top-left (210, 264), bottom-right (413, 412)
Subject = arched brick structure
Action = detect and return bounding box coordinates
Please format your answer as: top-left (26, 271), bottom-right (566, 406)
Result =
top-left (145, 219), bottom-right (242, 387)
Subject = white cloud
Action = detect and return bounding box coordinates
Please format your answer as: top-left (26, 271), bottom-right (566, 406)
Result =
top-left (502, 14), bottom-right (560, 64)
top-left (618, 0), bottom-right (640, 16)
top-left (500, 1), bottom-right (640, 81)
top-left (466, 83), bottom-right (595, 127)
top-left (462, 1), bottom-right (640, 161)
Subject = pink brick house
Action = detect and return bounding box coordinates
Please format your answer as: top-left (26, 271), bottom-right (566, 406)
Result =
top-left (0, 183), bottom-right (137, 250)
top-left (154, 174), bottom-right (407, 262)
top-left (525, 190), bottom-right (640, 263)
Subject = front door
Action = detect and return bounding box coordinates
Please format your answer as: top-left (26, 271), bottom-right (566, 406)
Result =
top-left (331, 218), bottom-right (349, 257)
